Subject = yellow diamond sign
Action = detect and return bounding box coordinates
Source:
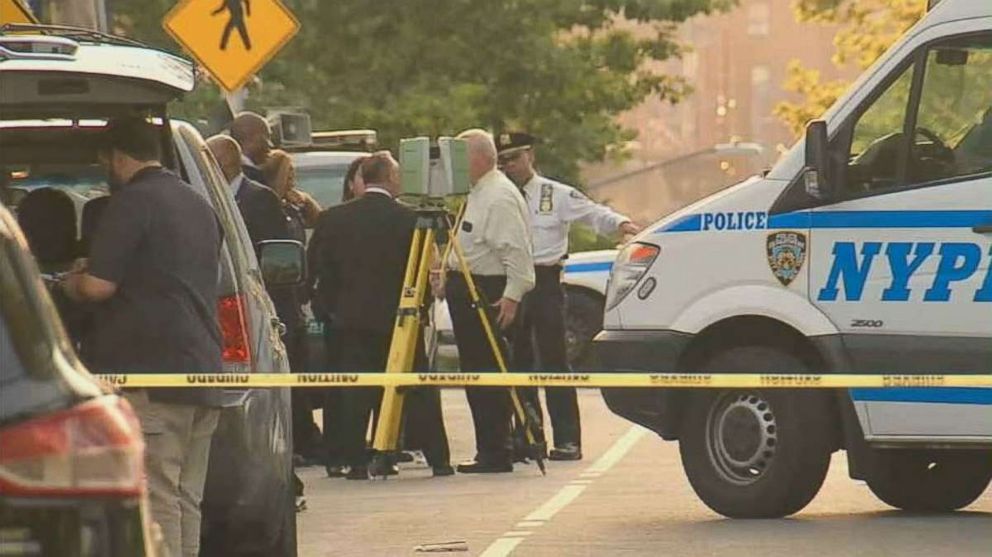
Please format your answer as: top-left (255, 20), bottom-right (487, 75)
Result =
top-left (163, 0), bottom-right (300, 92)
top-left (1, 0), bottom-right (39, 25)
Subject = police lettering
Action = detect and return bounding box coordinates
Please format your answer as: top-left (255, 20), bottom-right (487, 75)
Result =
top-left (818, 242), bottom-right (992, 302)
top-left (701, 211), bottom-right (767, 231)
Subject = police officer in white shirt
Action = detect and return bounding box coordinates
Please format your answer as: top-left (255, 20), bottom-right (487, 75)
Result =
top-left (497, 132), bottom-right (641, 461)
top-left (444, 129), bottom-right (536, 474)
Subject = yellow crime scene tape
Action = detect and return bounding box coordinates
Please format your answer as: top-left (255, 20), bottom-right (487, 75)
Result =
top-left (93, 372), bottom-right (992, 389)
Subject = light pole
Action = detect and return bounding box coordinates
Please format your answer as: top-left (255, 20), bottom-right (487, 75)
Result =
top-left (40, 0), bottom-right (108, 31)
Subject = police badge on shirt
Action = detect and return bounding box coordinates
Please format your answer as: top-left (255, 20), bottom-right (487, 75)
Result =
top-left (539, 183), bottom-right (554, 214)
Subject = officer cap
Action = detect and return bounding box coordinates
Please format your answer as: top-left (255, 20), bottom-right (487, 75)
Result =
top-left (496, 131), bottom-right (538, 157)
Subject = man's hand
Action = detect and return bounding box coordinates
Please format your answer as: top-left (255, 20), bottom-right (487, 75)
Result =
top-left (70, 257), bottom-right (89, 274)
top-left (429, 269), bottom-right (446, 299)
top-left (491, 297), bottom-right (519, 330)
top-left (619, 221), bottom-right (642, 236)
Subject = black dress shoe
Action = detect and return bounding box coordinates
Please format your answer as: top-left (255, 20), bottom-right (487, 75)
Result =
top-left (432, 465), bottom-right (456, 477)
top-left (549, 443), bottom-right (582, 461)
top-left (346, 466), bottom-right (369, 480)
top-left (326, 465), bottom-right (349, 478)
top-left (456, 461), bottom-right (513, 474)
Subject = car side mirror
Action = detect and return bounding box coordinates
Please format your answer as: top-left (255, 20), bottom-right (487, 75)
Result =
top-left (804, 120), bottom-right (835, 201)
top-left (259, 240), bottom-right (305, 287)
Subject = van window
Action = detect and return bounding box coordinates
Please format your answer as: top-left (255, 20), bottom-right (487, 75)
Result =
top-left (908, 35), bottom-right (992, 183)
top-left (843, 33), bottom-right (992, 196)
top-left (846, 63), bottom-right (914, 194)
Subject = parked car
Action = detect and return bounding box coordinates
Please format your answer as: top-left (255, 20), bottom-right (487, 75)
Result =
top-left (0, 26), bottom-right (299, 555)
top-left (0, 202), bottom-right (158, 557)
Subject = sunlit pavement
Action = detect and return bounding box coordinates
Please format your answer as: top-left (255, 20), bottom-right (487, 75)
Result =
top-left (297, 390), bottom-right (992, 557)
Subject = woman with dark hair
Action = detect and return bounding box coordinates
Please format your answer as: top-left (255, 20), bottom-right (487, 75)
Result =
top-left (341, 154), bottom-right (369, 203)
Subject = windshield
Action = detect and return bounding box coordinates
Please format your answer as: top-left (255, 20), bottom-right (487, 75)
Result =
top-left (296, 165), bottom-right (349, 209)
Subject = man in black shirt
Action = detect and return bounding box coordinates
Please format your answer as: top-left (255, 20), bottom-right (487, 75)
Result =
top-left (63, 117), bottom-right (223, 557)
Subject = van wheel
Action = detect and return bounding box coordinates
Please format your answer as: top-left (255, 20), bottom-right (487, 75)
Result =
top-left (564, 289), bottom-right (604, 367)
top-left (866, 450), bottom-right (992, 512)
top-left (678, 346), bottom-right (833, 518)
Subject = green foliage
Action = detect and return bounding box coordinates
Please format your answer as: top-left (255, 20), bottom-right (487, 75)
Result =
top-left (112, 0), bottom-right (731, 184)
top-left (569, 224), bottom-right (620, 253)
top-left (775, 0), bottom-right (926, 137)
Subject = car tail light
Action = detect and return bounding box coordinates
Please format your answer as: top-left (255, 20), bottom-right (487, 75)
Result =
top-left (605, 243), bottom-right (660, 311)
top-left (0, 397), bottom-right (143, 498)
top-left (218, 294), bottom-right (251, 364)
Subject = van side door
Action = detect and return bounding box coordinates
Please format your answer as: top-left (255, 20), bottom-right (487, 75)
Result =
top-left (808, 30), bottom-right (992, 440)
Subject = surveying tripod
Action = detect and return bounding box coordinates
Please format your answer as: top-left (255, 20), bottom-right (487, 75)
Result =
top-left (369, 199), bottom-right (547, 477)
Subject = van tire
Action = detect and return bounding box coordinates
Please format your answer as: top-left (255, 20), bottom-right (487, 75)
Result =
top-left (678, 345), bottom-right (833, 518)
top-left (866, 449), bottom-right (992, 512)
top-left (564, 288), bottom-right (604, 367)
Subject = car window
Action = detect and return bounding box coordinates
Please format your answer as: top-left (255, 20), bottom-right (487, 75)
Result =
top-left (174, 124), bottom-right (250, 295)
top-left (908, 34), bottom-right (992, 184)
top-left (0, 236), bottom-right (67, 382)
top-left (297, 166), bottom-right (348, 209)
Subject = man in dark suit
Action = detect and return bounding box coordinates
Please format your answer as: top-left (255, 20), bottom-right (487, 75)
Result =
top-left (207, 135), bottom-right (287, 248)
top-left (309, 152), bottom-right (452, 479)
top-left (229, 111), bottom-right (272, 184)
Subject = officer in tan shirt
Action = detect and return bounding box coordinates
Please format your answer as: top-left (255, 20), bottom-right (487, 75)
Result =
top-left (444, 129), bottom-right (535, 474)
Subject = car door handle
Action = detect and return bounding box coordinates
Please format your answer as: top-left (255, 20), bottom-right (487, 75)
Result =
top-left (973, 224), bottom-right (992, 234)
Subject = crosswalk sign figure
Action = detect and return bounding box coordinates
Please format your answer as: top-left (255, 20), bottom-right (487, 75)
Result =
top-left (164, 0), bottom-right (299, 92)
top-left (213, 0), bottom-right (252, 51)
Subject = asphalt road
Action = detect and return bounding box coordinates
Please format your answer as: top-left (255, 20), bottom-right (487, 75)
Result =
top-left (297, 390), bottom-right (992, 557)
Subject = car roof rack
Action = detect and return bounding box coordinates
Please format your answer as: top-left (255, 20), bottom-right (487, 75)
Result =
top-left (0, 23), bottom-right (147, 49)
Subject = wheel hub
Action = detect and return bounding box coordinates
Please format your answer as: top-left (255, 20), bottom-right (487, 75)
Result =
top-left (707, 393), bottom-right (779, 485)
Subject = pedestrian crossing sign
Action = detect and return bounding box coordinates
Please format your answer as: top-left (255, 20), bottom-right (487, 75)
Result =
top-left (163, 0), bottom-right (300, 92)
top-left (0, 0), bottom-right (38, 25)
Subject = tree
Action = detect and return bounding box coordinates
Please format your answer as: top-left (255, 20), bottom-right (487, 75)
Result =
top-left (774, 0), bottom-right (927, 136)
top-left (111, 0), bottom-right (732, 184)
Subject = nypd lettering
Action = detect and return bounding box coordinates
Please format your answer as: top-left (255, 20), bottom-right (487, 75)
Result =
top-left (701, 211), bottom-right (767, 231)
top-left (818, 242), bottom-right (992, 302)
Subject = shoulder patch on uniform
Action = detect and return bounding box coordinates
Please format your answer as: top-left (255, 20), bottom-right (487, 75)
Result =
top-left (539, 183), bottom-right (554, 214)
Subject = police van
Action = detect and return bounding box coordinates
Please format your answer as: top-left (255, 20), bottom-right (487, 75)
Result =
top-left (594, 0), bottom-right (992, 518)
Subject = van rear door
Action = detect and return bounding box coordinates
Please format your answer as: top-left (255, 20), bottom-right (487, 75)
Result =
top-left (0, 32), bottom-right (193, 119)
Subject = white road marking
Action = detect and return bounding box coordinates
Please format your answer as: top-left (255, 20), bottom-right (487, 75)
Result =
top-left (584, 426), bottom-right (647, 474)
top-left (478, 425), bottom-right (647, 556)
top-left (478, 537), bottom-right (525, 557)
top-left (523, 485), bottom-right (587, 521)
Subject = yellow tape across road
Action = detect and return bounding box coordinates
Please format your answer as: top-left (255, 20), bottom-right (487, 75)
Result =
top-left (92, 372), bottom-right (992, 389)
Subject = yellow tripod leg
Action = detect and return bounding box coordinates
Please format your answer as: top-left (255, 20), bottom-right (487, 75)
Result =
top-left (448, 235), bottom-right (547, 475)
top-left (372, 226), bottom-right (436, 454)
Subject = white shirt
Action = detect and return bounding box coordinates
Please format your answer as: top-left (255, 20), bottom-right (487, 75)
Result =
top-left (448, 169), bottom-right (535, 302)
top-left (364, 186), bottom-right (392, 198)
top-left (521, 173), bottom-right (629, 266)
top-left (230, 173), bottom-right (246, 197)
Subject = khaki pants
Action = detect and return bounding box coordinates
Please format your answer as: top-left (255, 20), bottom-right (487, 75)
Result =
top-left (125, 391), bottom-right (219, 557)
